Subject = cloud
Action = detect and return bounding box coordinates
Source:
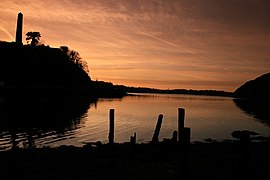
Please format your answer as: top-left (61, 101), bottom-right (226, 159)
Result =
top-left (91, 66), bottom-right (135, 71)
top-left (0, 25), bottom-right (14, 40)
top-left (1, 0), bottom-right (270, 91)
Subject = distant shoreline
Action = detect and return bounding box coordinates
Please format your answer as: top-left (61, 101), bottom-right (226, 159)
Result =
top-left (113, 84), bottom-right (234, 97)
top-left (1, 80), bottom-right (233, 99)
top-left (125, 91), bottom-right (233, 98)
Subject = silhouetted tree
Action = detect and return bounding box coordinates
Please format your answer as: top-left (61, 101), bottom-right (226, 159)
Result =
top-left (60, 46), bottom-right (68, 54)
top-left (69, 50), bottom-right (81, 65)
top-left (80, 60), bottom-right (89, 74)
top-left (26, 31), bottom-right (41, 46)
top-left (60, 46), bottom-right (89, 74)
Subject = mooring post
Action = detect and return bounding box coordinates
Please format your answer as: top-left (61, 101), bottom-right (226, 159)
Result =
top-left (151, 114), bottom-right (163, 143)
top-left (183, 127), bottom-right (191, 145)
top-left (171, 130), bottom-right (178, 143)
top-left (178, 108), bottom-right (185, 143)
top-left (108, 109), bottom-right (115, 144)
top-left (130, 133), bottom-right (137, 144)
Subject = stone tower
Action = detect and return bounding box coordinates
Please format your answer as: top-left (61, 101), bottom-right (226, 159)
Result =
top-left (15, 12), bottom-right (23, 44)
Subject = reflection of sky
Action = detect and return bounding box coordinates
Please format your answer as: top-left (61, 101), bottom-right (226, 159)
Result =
top-left (1, 0), bottom-right (270, 91)
top-left (85, 94), bottom-right (270, 143)
top-left (1, 94), bottom-right (270, 148)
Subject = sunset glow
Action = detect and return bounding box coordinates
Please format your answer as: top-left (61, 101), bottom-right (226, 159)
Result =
top-left (1, 0), bottom-right (270, 91)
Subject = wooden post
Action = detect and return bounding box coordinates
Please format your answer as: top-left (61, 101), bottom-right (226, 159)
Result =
top-left (130, 133), bottom-right (136, 144)
top-left (151, 114), bottom-right (163, 143)
top-left (178, 108), bottom-right (185, 143)
top-left (108, 109), bottom-right (115, 144)
top-left (183, 127), bottom-right (191, 145)
top-left (171, 130), bottom-right (177, 143)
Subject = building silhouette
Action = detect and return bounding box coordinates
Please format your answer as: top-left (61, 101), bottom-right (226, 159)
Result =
top-left (15, 12), bottom-right (23, 44)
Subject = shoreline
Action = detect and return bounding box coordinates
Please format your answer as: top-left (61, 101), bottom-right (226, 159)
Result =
top-left (1, 141), bottom-right (270, 179)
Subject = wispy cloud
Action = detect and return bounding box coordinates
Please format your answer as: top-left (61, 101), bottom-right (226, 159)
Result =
top-left (0, 25), bottom-right (14, 40)
top-left (1, 0), bottom-right (270, 91)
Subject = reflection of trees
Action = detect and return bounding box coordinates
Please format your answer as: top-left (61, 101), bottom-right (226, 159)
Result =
top-left (233, 99), bottom-right (270, 126)
top-left (0, 96), bottom-right (96, 149)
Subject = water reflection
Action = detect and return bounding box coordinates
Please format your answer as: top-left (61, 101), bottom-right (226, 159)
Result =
top-left (91, 94), bottom-right (270, 143)
top-left (1, 94), bottom-right (270, 149)
top-left (233, 99), bottom-right (270, 125)
top-left (0, 95), bottom-right (96, 150)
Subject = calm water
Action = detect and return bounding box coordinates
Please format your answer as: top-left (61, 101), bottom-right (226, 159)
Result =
top-left (0, 93), bottom-right (270, 150)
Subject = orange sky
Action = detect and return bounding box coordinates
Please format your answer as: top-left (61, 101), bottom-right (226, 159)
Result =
top-left (1, 0), bottom-right (270, 91)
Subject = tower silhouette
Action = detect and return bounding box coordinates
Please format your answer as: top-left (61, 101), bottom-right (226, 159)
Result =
top-left (15, 12), bottom-right (23, 44)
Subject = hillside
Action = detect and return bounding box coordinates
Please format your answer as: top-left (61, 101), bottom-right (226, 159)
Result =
top-left (0, 41), bottom-right (127, 97)
top-left (234, 72), bottom-right (270, 99)
top-left (0, 41), bottom-right (90, 89)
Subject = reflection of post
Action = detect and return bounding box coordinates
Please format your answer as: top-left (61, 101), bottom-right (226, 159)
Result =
top-left (151, 114), bottom-right (163, 143)
top-left (26, 130), bottom-right (36, 148)
top-left (171, 130), bottom-right (177, 143)
top-left (10, 130), bottom-right (18, 149)
top-left (178, 108), bottom-right (185, 143)
top-left (108, 109), bottom-right (115, 144)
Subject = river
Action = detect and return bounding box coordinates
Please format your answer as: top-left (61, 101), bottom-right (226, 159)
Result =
top-left (0, 93), bottom-right (269, 150)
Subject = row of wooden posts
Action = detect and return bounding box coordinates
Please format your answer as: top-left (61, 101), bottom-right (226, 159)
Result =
top-left (108, 108), bottom-right (191, 145)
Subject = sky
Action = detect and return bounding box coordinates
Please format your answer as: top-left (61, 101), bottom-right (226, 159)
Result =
top-left (0, 0), bottom-right (270, 91)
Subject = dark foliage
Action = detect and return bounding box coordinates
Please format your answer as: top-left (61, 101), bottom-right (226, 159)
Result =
top-left (60, 46), bottom-right (89, 74)
top-left (26, 31), bottom-right (41, 46)
top-left (89, 81), bottom-right (127, 98)
top-left (0, 41), bottom-right (91, 89)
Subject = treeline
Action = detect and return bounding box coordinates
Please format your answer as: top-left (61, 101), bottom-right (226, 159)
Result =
top-left (114, 85), bottom-right (233, 97)
top-left (89, 81), bottom-right (127, 98)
